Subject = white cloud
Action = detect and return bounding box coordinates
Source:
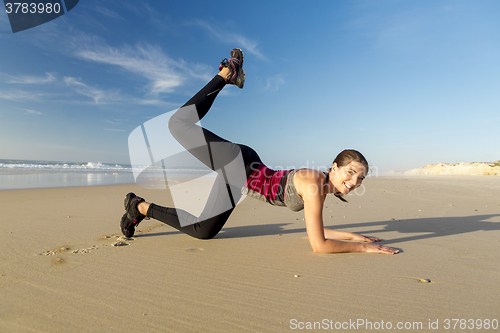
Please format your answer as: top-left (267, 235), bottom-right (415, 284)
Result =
top-left (62, 76), bottom-right (176, 106)
top-left (131, 98), bottom-right (176, 106)
top-left (2, 140), bottom-right (128, 163)
top-left (103, 119), bottom-right (121, 125)
top-left (0, 68), bottom-right (177, 106)
top-left (104, 128), bottom-right (126, 132)
top-left (0, 90), bottom-right (46, 101)
top-left (121, 1), bottom-right (169, 31)
top-left (3, 72), bottom-right (56, 84)
top-left (92, 6), bottom-right (123, 19)
top-left (196, 21), bottom-right (266, 60)
top-left (74, 41), bottom-right (212, 95)
top-left (1, 33), bottom-right (216, 106)
top-left (24, 109), bottom-right (43, 115)
top-left (264, 74), bottom-right (285, 91)
top-left (64, 76), bottom-right (121, 104)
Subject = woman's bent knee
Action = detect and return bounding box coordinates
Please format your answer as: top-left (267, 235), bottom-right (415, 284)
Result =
top-left (192, 230), bottom-right (218, 240)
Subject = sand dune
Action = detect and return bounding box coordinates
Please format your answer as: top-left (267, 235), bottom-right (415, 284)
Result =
top-left (405, 161), bottom-right (500, 176)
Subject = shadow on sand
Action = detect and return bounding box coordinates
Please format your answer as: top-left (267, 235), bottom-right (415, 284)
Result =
top-left (137, 214), bottom-right (500, 245)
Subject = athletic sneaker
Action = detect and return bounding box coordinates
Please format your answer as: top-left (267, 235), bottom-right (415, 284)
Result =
top-left (120, 213), bottom-right (137, 238)
top-left (219, 48), bottom-right (245, 89)
top-left (121, 192), bottom-right (146, 238)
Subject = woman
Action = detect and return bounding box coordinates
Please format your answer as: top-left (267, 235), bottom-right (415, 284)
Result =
top-left (121, 48), bottom-right (399, 255)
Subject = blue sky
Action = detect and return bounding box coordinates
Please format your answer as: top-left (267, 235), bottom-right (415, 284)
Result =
top-left (0, 0), bottom-right (499, 173)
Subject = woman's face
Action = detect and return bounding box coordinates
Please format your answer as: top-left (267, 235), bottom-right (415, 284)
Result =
top-left (330, 161), bottom-right (367, 195)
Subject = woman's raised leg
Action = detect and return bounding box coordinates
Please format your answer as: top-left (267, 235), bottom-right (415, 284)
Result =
top-left (121, 49), bottom-right (257, 239)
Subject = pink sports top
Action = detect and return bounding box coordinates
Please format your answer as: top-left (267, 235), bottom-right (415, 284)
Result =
top-left (242, 163), bottom-right (305, 212)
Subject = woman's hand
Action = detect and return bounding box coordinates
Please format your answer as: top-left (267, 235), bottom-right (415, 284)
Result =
top-left (363, 243), bottom-right (400, 255)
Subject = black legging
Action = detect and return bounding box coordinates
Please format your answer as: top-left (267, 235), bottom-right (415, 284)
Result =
top-left (146, 75), bottom-right (262, 239)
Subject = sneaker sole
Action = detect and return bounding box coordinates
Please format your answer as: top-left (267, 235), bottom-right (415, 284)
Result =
top-left (234, 48), bottom-right (244, 67)
top-left (231, 48), bottom-right (245, 89)
top-left (124, 192), bottom-right (142, 221)
top-left (124, 192), bottom-right (134, 216)
top-left (236, 68), bottom-right (245, 89)
top-left (120, 213), bottom-right (134, 238)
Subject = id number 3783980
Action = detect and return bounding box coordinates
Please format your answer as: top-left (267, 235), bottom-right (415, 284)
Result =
top-left (5, 2), bottom-right (62, 14)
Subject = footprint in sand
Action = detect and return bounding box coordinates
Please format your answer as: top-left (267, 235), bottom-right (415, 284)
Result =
top-left (51, 257), bottom-right (65, 265)
top-left (98, 235), bottom-right (114, 240)
top-left (39, 229), bottom-right (146, 258)
top-left (112, 241), bottom-right (129, 247)
top-left (38, 229), bottom-right (141, 265)
top-left (185, 248), bottom-right (205, 252)
top-left (111, 235), bottom-right (134, 247)
top-left (39, 246), bottom-right (71, 256)
top-left (71, 244), bottom-right (105, 254)
top-left (39, 236), bottom-right (126, 256)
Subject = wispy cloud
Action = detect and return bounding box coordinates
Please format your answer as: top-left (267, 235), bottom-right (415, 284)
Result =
top-left (3, 72), bottom-right (56, 84)
top-left (1, 32), bottom-right (214, 106)
top-left (92, 6), bottom-right (123, 20)
top-left (63, 76), bottom-right (176, 106)
top-left (0, 90), bottom-right (46, 101)
top-left (0, 70), bottom-right (176, 106)
top-left (264, 74), bottom-right (285, 91)
top-left (103, 119), bottom-right (125, 132)
top-left (73, 40), bottom-right (212, 95)
top-left (103, 119), bottom-right (122, 125)
top-left (121, 1), bottom-right (170, 31)
top-left (131, 97), bottom-right (176, 106)
top-left (64, 76), bottom-right (121, 104)
top-left (195, 21), bottom-right (266, 60)
top-left (104, 128), bottom-right (126, 132)
top-left (24, 109), bottom-right (43, 115)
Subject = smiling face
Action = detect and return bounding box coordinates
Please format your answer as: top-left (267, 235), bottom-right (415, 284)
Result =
top-left (330, 161), bottom-right (368, 195)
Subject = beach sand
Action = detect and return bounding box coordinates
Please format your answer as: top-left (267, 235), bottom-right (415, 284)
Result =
top-left (1, 176), bottom-right (499, 332)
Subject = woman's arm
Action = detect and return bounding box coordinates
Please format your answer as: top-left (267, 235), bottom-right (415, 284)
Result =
top-left (304, 198), bottom-right (397, 254)
top-left (323, 228), bottom-right (381, 242)
top-left (296, 170), bottom-right (398, 254)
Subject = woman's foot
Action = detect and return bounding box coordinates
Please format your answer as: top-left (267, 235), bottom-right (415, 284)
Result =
top-left (219, 48), bottom-right (245, 88)
top-left (121, 192), bottom-right (147, 237)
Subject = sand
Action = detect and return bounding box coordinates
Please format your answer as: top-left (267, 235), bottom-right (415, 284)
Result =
top-left (1, 177), bottom-right (499, 332)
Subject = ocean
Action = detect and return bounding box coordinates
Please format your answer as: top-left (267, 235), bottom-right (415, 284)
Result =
top-left (0, 159), bottom-right (214, 190)
top-left (0, 159), bottom-right (135, 190)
